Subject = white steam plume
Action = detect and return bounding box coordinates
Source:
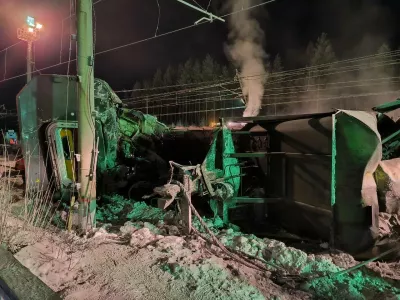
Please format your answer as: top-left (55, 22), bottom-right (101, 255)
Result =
top-left (226, 0), bottom-right (268, 117)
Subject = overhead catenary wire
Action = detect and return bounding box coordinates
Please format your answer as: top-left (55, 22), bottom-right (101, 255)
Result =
top-left (130, 83), bottom-right (400, 112)
top-left (0, 41), bottom-right (22, 55)
top-left (192, 0), bottom-right (205, 9)
top-left (3, 48), bottom-right (7, 80)
top-left (0, 0), bottom-right (397, 95)
top-left (126, 70), bottom-right (400, 107)
top-left (1, 0), bottom-right (399, 124)
top-left (122, 57), bottom-right (400, 104)
top-left (0, 0), bottom-right (278, 86)
top-left (93, 0), bottom-right (278, 56)
top-left (129, 76), bottom-right (400, 109)
top-left (206, 0), bottom-right (212, 11)
top-left (238, 49), bottom-right (400, 81)
top-left (115, 49), bottom-right (400, 95)
top-left (147, 89), bottom-right (400, 117)
top-left (155, 0), bottom-right (161, 36)
top-left (2, 1), bottom-right (399, 111)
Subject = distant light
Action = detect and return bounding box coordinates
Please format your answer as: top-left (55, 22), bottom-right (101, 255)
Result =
top-left (28, 27), bottom-right (34, 33)
top-left (36, 23), bottom-right (43, 29)
top-left (26, 16), bottom-right (35, 27)
top-left (227, 122), bottom-right (234, 127)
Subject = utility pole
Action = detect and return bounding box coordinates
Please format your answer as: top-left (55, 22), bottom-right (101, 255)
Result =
top-left (27, 42), bottom-right (32, 82)
top-left (76, 0), bottom-right (96, 231)
top-left (17, 17), bottom-right (42, 83)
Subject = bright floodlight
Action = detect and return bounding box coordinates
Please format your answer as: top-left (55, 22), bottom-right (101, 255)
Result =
top-left (27, 16), bottom-right (35, 27)
top-left (28, 27), bottom-right (34, 33)
top-left (36, 23), bottom-right (43, 29)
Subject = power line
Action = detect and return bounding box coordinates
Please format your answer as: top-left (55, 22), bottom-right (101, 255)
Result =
top-left (0, 42), bottom-right (22, 55)
top-left (95, 0), bottom-right (278, 56)
top-left (155, 0), bottom-right (161, 36)
top-left (122, 58), bottom-right (400, 104)
top-left (239, 50), bottom-right (400, 80)
top-left (220, 0), bottom-right (276, 18)
top-left (123, 71), bottom-right (400, 108)
top-left (0, 0), bottom-right (393, 95)
top-left (3, 49), bottom-right (7, 80)
top-left (128, 78), bottom-right (400, 110)
top-left (115, 49), bottom-right (400, 95)
top-left (192, 0), bottom-right (205, 9)
top-left (206, 0), bottom-right (212, 11)
top-left (5, 0), bottom-right (382, 89)
top-left (150, 89), bottom-right (400, 117)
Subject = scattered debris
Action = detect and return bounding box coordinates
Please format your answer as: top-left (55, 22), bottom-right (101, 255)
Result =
top-left (10, 201), bottom-right (400, 300)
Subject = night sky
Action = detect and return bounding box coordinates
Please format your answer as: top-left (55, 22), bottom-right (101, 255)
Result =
top-left (0, 0), bottom-right (400, 113)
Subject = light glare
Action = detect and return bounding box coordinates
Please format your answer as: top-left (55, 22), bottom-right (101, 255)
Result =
top-left (28, 27), bottom-right (34, 33)
top-left (26, 16), bottom-right (35, 27)
top-left (36, 23), bottom-right (43, 29)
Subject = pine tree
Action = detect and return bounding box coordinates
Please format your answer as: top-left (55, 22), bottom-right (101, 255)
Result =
top-left (375, 43), bottom-right (395, 87)
top-left (122, 89), bottom-right (130, 99)
top-left (309, 33), bottom-right (336, 66)
top-left (201, 54), bottom-right (215, 81)
top-left (268, 54), bottom-right (284, 107)
top-left (306, 41), bottom-right (315, 65)
top-left (177, 58), bottom-right (193, 85)
top-left (192, 60), bottom-right (202, 83)
top-left (163, 65), bottom-right (175, 86)
top-left (377, 43), bottom-right (390, 54)
top-left (377, 43), bottom-right (394, 75)
top-left (213, 62), bottom-right (222, 81)
top-left (271, 54), bottom-right (283, 73)
top-left (153, 68), bottom-right (163, 87)
top-left (221, 66), bottom-right (230, 79)
top-left (308, 33), bottom-right (337, 99)
top-left (142, 80), bottom-right (152, 89)
top-left (131, 81), bottom-right (142, 98)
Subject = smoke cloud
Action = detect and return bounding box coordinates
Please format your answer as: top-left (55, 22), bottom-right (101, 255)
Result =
top-left (226, 0), bottom-right (268, 117)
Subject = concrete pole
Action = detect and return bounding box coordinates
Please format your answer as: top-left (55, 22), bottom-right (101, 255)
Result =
top-left (27, 42), bottom-right (32, 83)
top-left (77, 0), bottom-right (96, 231)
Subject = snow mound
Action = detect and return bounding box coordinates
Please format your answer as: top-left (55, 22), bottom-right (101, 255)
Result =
top-left (162, 259), bottom-right (266, 300)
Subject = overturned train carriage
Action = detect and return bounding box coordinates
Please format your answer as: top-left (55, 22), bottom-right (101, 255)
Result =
top-left (157, 106), bottom-right (400, 255)
top-left (216, 112), bottom-right (384, 254)
top-left (16, 74), bottom-right (168, 199)
top-left (17, 74), bottom-right (400, 255)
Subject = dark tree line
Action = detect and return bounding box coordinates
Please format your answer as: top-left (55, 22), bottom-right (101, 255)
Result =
top-left (126, 33), bottom-right (400, 120)
top-left (128, 54), bottom-right (236, 99)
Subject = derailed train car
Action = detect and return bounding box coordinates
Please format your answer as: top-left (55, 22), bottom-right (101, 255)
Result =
top-left (152, 105), bottom-right (400, 256)
top-left (219, 110), bottom-right (398, 255)
top-left (17, 75), bottom-right (168, 199)
top-left (17, 74), bottom-right (400, 256)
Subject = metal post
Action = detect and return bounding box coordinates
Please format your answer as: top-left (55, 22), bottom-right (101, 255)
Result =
top-left (77, 0), bottom-right (96, 231)
top-left (18, 19), bottom-right (42, 83)
top-left (27, 42), bottom-right (32, 83)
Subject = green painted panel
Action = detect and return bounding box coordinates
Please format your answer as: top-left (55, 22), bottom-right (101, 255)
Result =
top-left (332, 110), bottom-right (381, 253)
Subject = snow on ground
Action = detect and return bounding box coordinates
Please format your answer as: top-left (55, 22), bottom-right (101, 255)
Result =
top-left (8, 201), bottom-right (400, 300)
top-left (14, 224), bottom-right (307, 299)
